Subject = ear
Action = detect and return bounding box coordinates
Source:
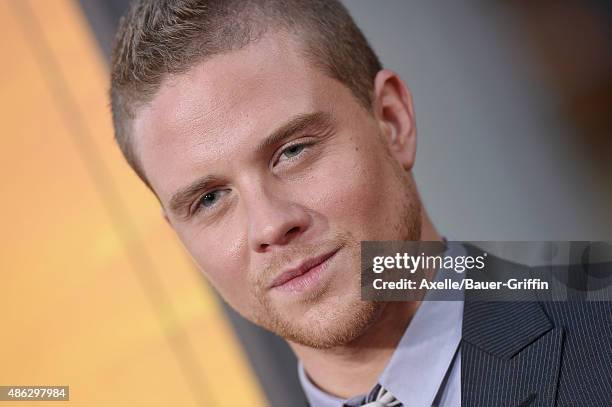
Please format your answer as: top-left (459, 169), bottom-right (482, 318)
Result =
top-left (372, 69), bottom-right (417, 170)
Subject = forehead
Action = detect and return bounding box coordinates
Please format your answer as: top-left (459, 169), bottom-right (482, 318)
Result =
top-left (132, 32), bottom-right (350, 202)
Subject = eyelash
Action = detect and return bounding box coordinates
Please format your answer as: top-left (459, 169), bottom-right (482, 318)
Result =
top-left (191, 142), bottom-right (313, 217)
top-left (273, 141), bottom-right (313, 167)
top-left (191, 189), bottom-right (228, 216)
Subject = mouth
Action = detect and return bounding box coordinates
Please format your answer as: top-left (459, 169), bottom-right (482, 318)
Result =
top-left (268, 247), bottom-right (341, 292)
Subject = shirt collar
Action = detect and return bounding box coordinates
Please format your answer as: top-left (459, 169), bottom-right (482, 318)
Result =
top-left (298, 241), bottom-right (465, 407)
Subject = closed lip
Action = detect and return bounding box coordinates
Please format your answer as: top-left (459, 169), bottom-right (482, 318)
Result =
top-left (268, 247), bottom-right (340, 289)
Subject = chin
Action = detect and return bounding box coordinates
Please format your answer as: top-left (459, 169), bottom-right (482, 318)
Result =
top-left (256, 295), bottom-right (383, 349)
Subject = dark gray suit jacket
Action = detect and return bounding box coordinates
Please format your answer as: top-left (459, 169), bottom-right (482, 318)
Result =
top-left (304, 246), bottom-right (612, 407)
top-left (461, 245), bottom-right (612, 406)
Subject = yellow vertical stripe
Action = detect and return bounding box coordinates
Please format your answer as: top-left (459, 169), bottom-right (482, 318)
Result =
top-left (0, 0), bottom-right (268, 405)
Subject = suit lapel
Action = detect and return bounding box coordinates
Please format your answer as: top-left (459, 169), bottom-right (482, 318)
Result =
top-left (461, 299), bottom-right (564, 407)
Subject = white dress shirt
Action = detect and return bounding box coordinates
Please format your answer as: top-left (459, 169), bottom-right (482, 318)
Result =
top-left (298, 242), bottom-right (465, 407)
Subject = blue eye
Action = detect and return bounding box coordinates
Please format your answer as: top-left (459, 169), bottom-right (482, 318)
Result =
top-left (281, 144), bottom-right (306, 159)
top-left (201, 192), bottom-right (219, 207)
top-left (197, 190), bottom-right (227, 210)
top-left (273, 142), bottom-right (314, 167)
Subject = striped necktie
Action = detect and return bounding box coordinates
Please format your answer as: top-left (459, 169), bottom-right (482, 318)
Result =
top-left (344, 383), bottom-right (403, 406)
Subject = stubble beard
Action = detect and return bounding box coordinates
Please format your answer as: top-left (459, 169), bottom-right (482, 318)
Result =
top-left (248, 165), bottom-right (423, 349)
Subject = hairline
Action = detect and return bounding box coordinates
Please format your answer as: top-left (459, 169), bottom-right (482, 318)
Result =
top-left (122, 28), bottom-right (379, 193)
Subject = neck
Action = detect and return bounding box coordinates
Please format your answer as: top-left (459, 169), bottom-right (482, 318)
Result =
top-left (290, 211), bottom-right (441, 398)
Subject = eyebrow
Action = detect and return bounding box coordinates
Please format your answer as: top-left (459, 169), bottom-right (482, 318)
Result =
top-left (168, 175), bottom-right (219, 218)
top-left (254, 111), bottom-right (333, 155)
top-left (167, 111), bottom-right (334, 219)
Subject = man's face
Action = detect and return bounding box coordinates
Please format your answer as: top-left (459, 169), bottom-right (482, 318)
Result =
top-left (132, 32), bottom-right (421, 348)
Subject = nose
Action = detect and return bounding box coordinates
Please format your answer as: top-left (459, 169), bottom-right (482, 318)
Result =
top-left (246, 187), bottom-right (311, 253)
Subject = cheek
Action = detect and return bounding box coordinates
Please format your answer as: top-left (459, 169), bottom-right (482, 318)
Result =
top-left (310, 139), bottom-right (399, 239)
top-left (176, 225), bottom-right (252, 307)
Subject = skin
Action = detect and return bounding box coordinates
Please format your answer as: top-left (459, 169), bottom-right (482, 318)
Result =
top-left (132, 31), bottom-right (441, 398)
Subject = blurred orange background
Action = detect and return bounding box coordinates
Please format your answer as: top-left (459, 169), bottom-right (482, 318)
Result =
top-left (0, 0), bottom-right (267, 405)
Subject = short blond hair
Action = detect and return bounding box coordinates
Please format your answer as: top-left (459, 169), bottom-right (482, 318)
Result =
top-left (110, 0), bottom-right (382, 187)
